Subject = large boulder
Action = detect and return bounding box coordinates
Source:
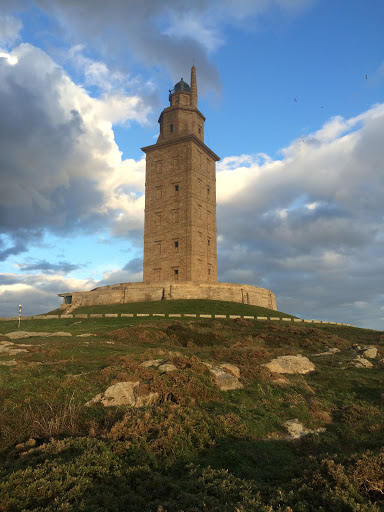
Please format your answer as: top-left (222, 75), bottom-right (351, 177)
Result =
top-left (264, 355), bottom-right (315, 374)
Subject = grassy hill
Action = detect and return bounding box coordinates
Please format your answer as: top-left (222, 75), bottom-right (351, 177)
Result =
top-left (47, 298), bottom-right (297, 318)
top-left (0, 306), bottom-right (383, 511)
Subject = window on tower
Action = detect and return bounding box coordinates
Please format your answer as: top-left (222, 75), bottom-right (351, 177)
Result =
top-left (173, 269), bottom-right (179, 280)
top-left (170, 124), bottom-right (173, 133)
top-left (174, 240), bottom-right (179, 250)
top-left (175, 184), bottom-right (179, 193)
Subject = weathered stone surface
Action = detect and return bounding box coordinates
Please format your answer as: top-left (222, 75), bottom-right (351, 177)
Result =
top-left (220, 363), bottom-right (241, 378)
top-left (158, 363), bottom-right (177, 373)
top-left (284, 419), bottom-right (326, 440)
top-left (86, 382), bottom-right (160, 408)
top-left (140, 359), bottom-right (164, 368)
top-left (77, 333), bottom-right (97, 337)
top-left (87, 381), bottom-right (140, 407)
top-left (207, 365), bottom-right (243, 391)
top-left (264, 355), bottom-right (315, 374)
top-left (0, 341), bottom-right (29, 354)
top-left (350, 356), bottom-right (373, 368)
top-left (360, 346), bottom-right (378, 359)
top-left (5, 331), bottom-right (72, 339)
top-left (0, 360), bottom-right (17, 366)
top-left (313, 347), bottom-right (340, 356)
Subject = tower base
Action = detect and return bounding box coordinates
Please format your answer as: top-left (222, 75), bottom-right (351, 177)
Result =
top-left (59, 281), bottom-right (277, 311)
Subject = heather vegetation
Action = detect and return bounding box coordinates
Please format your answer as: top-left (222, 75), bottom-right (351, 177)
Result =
top-left (0, 304), bottom-right (383, 511)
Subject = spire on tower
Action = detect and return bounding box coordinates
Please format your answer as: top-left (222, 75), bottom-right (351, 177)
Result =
top-left (190, 65), bottom-right (197, 108)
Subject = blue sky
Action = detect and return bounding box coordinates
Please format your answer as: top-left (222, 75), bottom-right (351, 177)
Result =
top-left (0, 0), bottom-right (383, 329)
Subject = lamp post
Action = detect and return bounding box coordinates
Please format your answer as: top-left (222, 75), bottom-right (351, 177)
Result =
top-left (18, 304), bottom-right (22, 328)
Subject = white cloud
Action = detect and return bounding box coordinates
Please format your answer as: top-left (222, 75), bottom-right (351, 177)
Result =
top-left (0, 50), bottom-right (18, 65)
top-left (0, 42), bottom-right (148, 260)
top-left (0, 15), bottom-right (22, 46)
top-left (216, 102), bottom-right (384, 328)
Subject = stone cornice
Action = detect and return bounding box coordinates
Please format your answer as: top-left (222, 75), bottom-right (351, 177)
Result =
top-left (141, 134), bottom-right (220, 162)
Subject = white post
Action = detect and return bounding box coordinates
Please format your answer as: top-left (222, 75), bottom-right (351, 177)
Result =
top-left (18, 304), bottom-right (22, 328)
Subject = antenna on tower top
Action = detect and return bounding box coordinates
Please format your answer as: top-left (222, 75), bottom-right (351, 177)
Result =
top-left (190, 64), bottom-right (197, 108)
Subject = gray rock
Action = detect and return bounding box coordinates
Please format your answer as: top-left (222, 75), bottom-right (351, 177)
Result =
top-left (86, 382), bottom-right (160, 408)
top-left (220, 363), bottom-right (241, 378)
top-left (158, 363), bottom-right (177, 373)
top-left (284, 419), bottom-right (326, 440)
top-left (313, 347), bottom-right (340, 356)
top-left (0, 341), bottom-right (29, 354)
top-left (86, 381), bottom-right (140, 407)
top-left (350, 356), bottom-right (373, 368)
top-left (264, 355), bottom-right (315, 374)
top-left (140, 359), bottom-right (164, 368)
top-left (208, 366), bottom-right (243, 391)
top-left (5, 331), bottom-right (72, 339)
top-left (360, 346), bottom-right (378, 359)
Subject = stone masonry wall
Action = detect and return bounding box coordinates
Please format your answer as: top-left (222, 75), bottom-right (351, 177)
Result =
top-left (62, 281), bottom-right (277, 311)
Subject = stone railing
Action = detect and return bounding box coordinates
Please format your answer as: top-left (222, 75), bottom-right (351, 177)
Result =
top-left (0, 314), bottom-right (353, 326)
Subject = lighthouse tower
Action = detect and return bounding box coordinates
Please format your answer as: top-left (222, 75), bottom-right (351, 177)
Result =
top-left (141, 66), bottom-right (219, 284)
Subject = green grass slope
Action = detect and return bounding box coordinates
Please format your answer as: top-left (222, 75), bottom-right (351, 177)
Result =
top-left (48, 298), bottom-right (296, 318)
top-left (0, 316), bottom-right (383, 511)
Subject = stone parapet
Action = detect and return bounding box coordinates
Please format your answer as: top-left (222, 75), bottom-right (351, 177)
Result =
top-left (63, 280), bottom-right (277, 311)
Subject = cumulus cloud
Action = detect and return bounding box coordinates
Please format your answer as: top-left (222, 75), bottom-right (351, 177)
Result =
top-left (0, 42), bottom-right (147, 259)
top-left (0, 15), bottom-right (22, 46)
top-left (3, 0), bottom-right (311, 95)
top-left (0, 272), bottom-right (97, 317)
top-left (216, 103), bottom-right (384, 328)
top-left (0, 256), bottom-right (143, 316)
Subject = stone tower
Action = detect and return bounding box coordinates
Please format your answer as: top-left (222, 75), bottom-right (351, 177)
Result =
top-left (141, 66), bottom-right (220, 283)
top-left (59, 68), bottom-right (277, 310)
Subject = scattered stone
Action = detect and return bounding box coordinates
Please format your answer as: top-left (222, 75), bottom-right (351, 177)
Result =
top-left (158, 363), bottom-right (177, 373)
top-left (0, 360), bottom-right (17, 366)
top-left (77, 333), bottom-right (97, 338)
top-left (5, 331), bottom-right (72, 340)
top-left (86, 381), bottom-right (140, 407)
top-left (0, 341), bottom-right (29, 354)
top-left (313, 347), bottom-right (340, 356)
top-left (264, 355), bottom-right (315, 374)
top-left (86, 381), bottom-right (160, 408)
top-left (350, 356), bottom-right (373, 369)
top-left (207, 365), bottom-right (243, 391)
top-left (140, 359), bottom-right (164, 368)
top-left (220, 363), bottom-right (241, 378)
top-left (106, 341), bottom-right (115, 345)
top-left (284, 419), bottom-right (326, 440)
top-left (360, 346), bottom-right (378, 359)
